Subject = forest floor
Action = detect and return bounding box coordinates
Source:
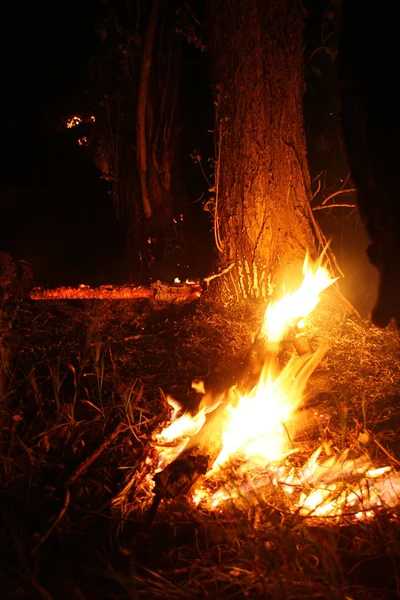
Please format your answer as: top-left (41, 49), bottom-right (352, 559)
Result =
top-left (1, 258), bottom-right (400, 600)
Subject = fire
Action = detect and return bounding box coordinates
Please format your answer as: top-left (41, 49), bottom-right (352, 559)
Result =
top-left (211, 349), bottom-right (325, 471)
top-left (154, 397), bottom-right (208, 471)
top-left (262, 252), bottom-right (337, 350)
top-left (143, 253), bottom-right (400, 520)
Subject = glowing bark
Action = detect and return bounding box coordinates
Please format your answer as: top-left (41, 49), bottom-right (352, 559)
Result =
top-left (209, 0), bottom-right (317, 302)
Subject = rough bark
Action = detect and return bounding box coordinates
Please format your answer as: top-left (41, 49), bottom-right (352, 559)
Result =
top-left (209, 0), bottom-right (317, 303)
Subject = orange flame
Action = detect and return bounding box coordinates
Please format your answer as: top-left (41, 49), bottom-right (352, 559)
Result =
top-left (262, 252), bottom-right (337, 351)
top-left (150, 253), bottom-right (400, 519)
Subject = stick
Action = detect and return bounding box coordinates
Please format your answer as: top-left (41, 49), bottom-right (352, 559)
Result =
top-left (203, 263), bottom-right (234, 285)
top-left (32, 488), bottom-right (70, 553)
top-left (66, 421), bottom-right (126, 486)
top-left (33, 422), bottom-right (126, 550)
top-left (312, 204), bottom-right (356, 211)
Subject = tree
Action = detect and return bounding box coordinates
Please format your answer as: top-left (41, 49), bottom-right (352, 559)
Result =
top-left (88, 0), bottom-right (184, 278)
top-left (207, 0), bottom-right (324, 302)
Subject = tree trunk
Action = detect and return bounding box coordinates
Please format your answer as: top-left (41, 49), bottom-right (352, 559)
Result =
top-left (137, 0), bottom-right (160, 220)
top-left (209, 0), bottom-right (317, 303)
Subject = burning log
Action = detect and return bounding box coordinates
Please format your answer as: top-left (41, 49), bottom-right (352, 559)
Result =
top-left (147, 453), bottom-right (210, 524)
top-left (147, 346), bottom-right (327, 522)
top-left (148, 400), bottom-right (230, 523)
top-left (30, 280), bottom-right (202, 303)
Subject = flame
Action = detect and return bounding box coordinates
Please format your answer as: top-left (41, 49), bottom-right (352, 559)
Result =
top-left (262, 252), bottom-right (337, 350)
top-left (147, 253), bottom-right (400, 520)
top-left (211, 349), bottom-right (325, 472)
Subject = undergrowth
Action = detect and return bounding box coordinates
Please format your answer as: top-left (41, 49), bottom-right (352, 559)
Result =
top-left (1, 266), bottom-right (400, 600)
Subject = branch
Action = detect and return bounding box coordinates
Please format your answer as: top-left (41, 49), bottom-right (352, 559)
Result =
top-left (322, 188), bottom-right (356, 206)
top-left (203, 263), bottom-right (234, 285)
top-left (30, 282), bottom-right (203, 302)
top-left (66, 421), bottom-right (126, 485)
top-left (33, 488), bottom-right (70, 553)
top-left (310, 178), bottom-right (321, 203)
top-left (312, 203), bottom-right (356, 211)
top-left (306, 29), bottom-right (336, 66)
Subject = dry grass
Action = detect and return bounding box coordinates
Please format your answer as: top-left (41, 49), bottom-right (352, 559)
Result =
top-left (1, 272), bottom-right (400, 599)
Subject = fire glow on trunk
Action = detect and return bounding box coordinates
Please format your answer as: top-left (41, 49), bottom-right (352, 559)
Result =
top-left (149, 254), bottom-right (400, 519)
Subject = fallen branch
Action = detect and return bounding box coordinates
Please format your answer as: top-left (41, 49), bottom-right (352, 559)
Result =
top-left (66, 421), bottom-right (126, 485)
top-left (33, 421), bottom-right (127, 550)
top-left (30, 281), bottom-right (203, 302)
top-left (33, 487), bottom-right (70, 553)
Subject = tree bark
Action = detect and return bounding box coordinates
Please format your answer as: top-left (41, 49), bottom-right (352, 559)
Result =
top-left (209, 0), bottom-right (317, 303)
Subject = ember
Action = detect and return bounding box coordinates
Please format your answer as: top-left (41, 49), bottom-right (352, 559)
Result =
top-left (30, 281), bottom-right (202, 303)
top-left (66, 115), bottom-right (83, 128)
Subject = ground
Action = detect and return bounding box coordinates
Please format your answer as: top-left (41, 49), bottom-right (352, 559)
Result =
top-left (1, 262), bottom-right (400, 599)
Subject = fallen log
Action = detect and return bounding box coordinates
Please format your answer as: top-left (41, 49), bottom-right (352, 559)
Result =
top-left (30, 280), bottom-right (203, 303)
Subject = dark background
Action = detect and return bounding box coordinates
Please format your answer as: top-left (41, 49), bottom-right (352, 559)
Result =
top-left (0, 0), bottom-right (126, 286)
top-left (0, 0), bottom-right (378, 312)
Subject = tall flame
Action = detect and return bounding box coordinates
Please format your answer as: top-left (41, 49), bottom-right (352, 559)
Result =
top-left (262, 253), bottom-right (337, 350)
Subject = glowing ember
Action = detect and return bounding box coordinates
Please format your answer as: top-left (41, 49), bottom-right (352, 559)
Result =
top-left (30, 282), bottom-right (202, 302)
top-left (65, 114), bottom-right (95, 129)
top-left (66, 115), bottom-right (83, 128)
